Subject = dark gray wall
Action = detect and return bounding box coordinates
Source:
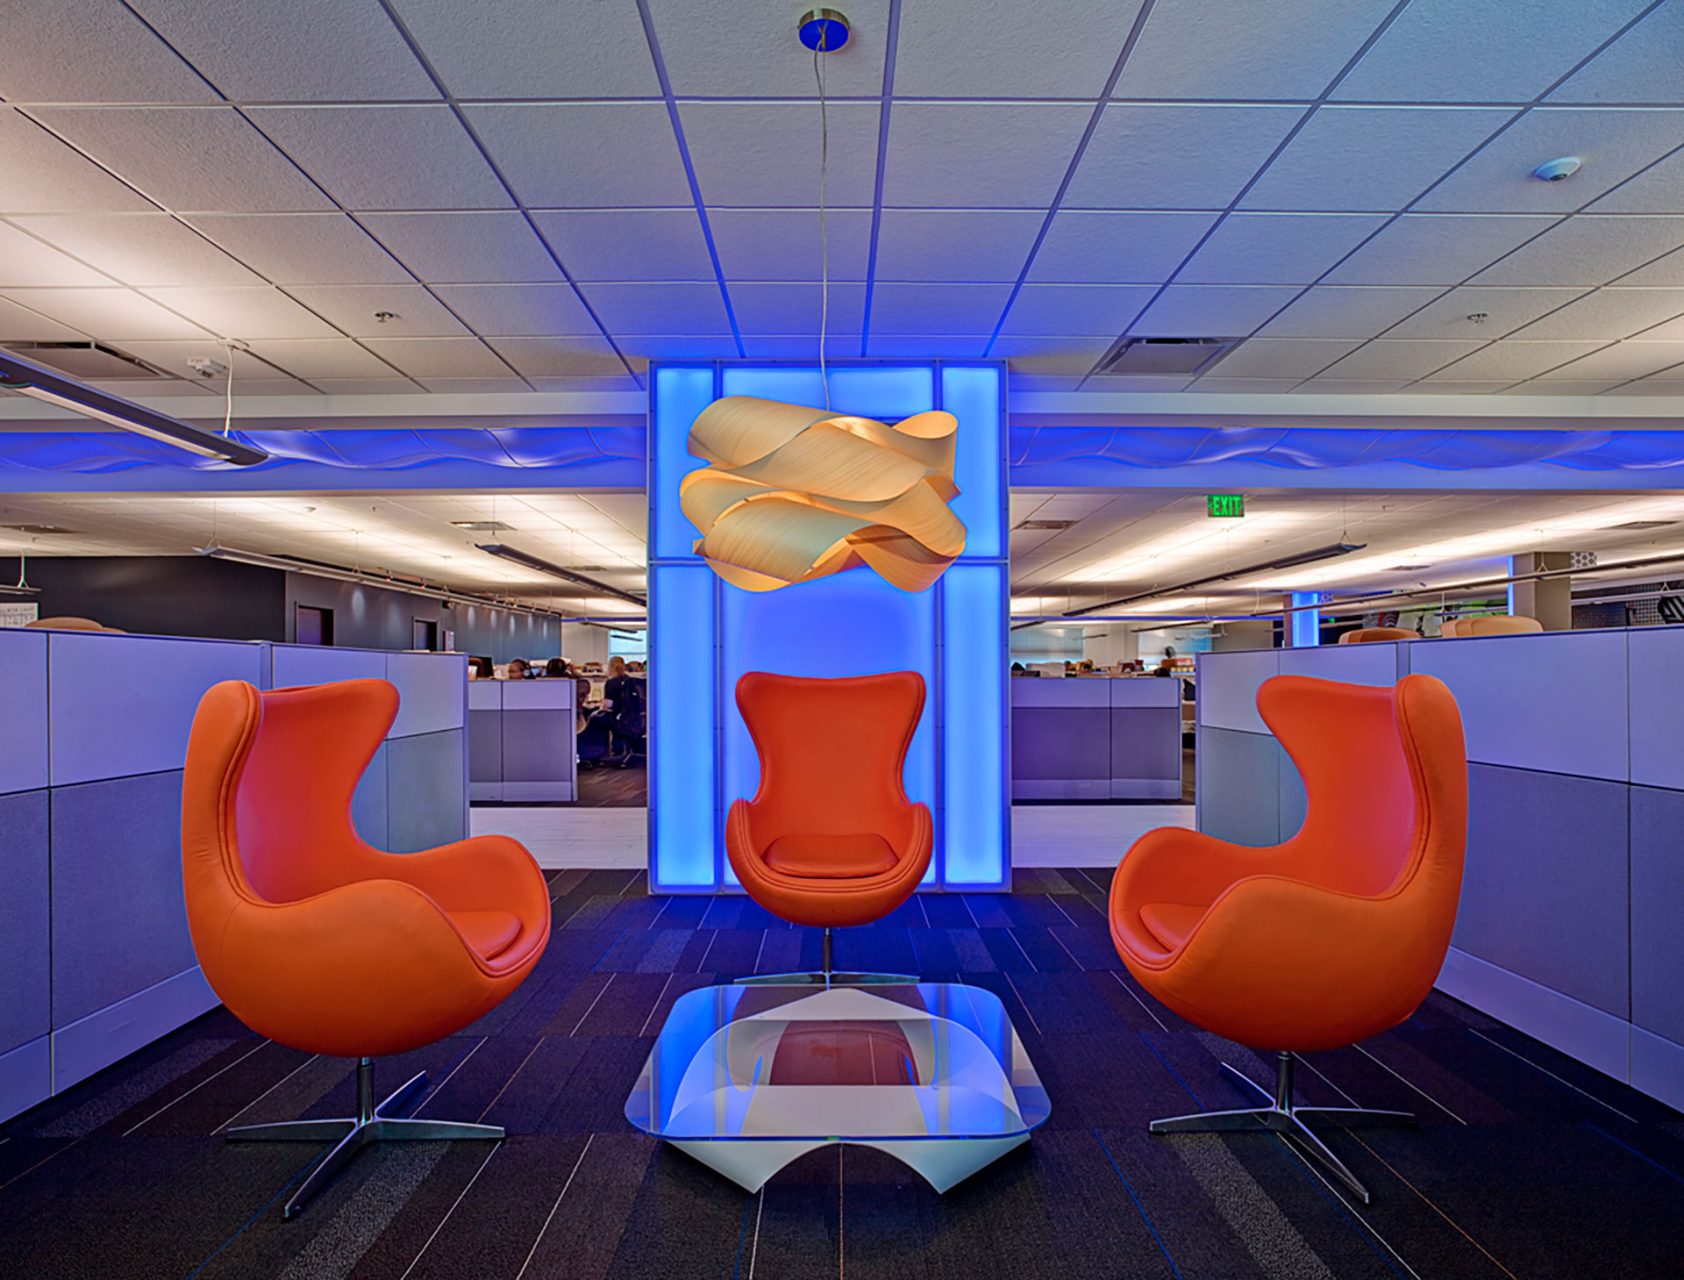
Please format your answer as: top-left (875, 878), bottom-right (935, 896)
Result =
top-left (284, 572), bottom-right (559, 661)
top-left (18, 555), bottom-right (285, 641)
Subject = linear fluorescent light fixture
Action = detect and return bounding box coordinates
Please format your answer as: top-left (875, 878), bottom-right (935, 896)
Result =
top-left (0, 349), bottom-right (268, 466)
top-left (1061, 542), bottom-right (1366, 619)
top-left (197, 545), bottom-right (561, 618)
top-left (475, 543), bottom-right (647, 607)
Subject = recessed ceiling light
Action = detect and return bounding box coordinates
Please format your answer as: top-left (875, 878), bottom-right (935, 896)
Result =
top-left (1532, 156), bottom-right (1581, 182)
top-left (1016, 518), bottom-right (1076, 531)
top-left (450, 520), bottom-right (516, 532)
top-left (1, 523), bottom-right (77, 535)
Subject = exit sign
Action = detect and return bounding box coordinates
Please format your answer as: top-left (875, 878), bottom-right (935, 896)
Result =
top-left (1207, 494), bottom-right (1245, 518)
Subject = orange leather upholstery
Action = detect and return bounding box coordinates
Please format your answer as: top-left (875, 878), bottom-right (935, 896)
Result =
top-left (1338, 626), bottom-right (1415, 644)
top-left (1441, 614), bottom-right (1543, 638)
top-left (182, 678), bottom-right (550, 1059)
top-left (727, 671), bottom-right (932, 929)
top-left (1111, 675), bottom-right (1466, 1053)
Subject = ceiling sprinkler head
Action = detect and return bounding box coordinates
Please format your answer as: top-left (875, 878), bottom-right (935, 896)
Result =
top-left (1466, 311), bottom-right (1489, 325)
top-left (373, 309), bottom-right (398, 324)
top-left (1532, 156), bottom-right (1581, 182)
top-left (798, 8), bottom-right (850, 52)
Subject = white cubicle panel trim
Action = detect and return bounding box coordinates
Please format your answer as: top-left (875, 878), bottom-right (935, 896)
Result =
top-left (468, 679), bottom-right (503, 711)
top-left (1195, 649), bottom-right (1279, 734)
top-left (387, 651), bottom-right (469, 738)
top-left (1279, 641), bottom-right (1403, 686)
top-left (1010, 678), bottom-right (1110, 709)
top-left (1628, 627), bottom-right (1684, 791)
top-left (0, 629), bottom-right (48, 796)
top-left (271, 642), bottom-right (386, 690)
top-left (1109, 678), bottom-right (1182, 708)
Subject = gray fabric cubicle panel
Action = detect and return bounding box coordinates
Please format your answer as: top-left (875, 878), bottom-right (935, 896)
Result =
top-left (1279, 640), bottom-right (1403, 685)
top-left (354, 742), bottom-right (389, 849)
top-left (1631, 785), bottom-right (1684, 1046)
top-left (501, 710), bottom-right (575, 784)
top-left (270, 643), bottom-right (385, 689)
top-left (1196, 649), bottom-right (1278, 734)
top-left (0, 630), bottom-right (48, 795)
top-left (1452, 763), bottom-right (1629, 1019)
top-left (386, 729), bottom-right (467, 853)
top-left (1407, 631), bottom-right (1628, 782)
top-left (388, 651), bottom-right (467, 738)
top-left (1013, 707), bottom-right (1110, 783)
top-left (50, 770), bottom-right (198, 1027)
top-left (1197, 726), bottom-right (1282, 848)
top-left (0, 790), bottom-right (50, 1055)
top-left (1109, 707), bottom-right (1181, 793)
top-left (1629, 628), bottom-right (1684, 790)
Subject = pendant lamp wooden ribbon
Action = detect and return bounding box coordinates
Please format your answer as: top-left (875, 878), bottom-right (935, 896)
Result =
top-left (681, 395), bottom-right (967, 593)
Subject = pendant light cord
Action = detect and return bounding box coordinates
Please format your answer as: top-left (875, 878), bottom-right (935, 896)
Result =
top-left (813, 28), bottom-right (831, 410)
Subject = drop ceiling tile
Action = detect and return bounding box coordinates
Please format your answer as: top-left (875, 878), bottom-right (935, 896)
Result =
top-left (9, 214), bottom-right (261, 286)
top-left (884, 104), bottom-right (1091, 209)
top-left (1006, 373), bottom-right (1086, 393)
top-left (1086, 375), bottom-right (1196, 392)
top-left (390, 0), bottom-right (659, 96)
top-left (1321, 338), bottom-right (1485, 380)
top-left (896, 0), bottom-right (1142, 97)
top-left (0, 287), bottom-right (212, 340)
top-left (1419, 109), bottom-right (1684, 214)
top-left (1067, 105), bottom-right (1304, 210)
top-left (1256, 285), bottom-right (1442, 338)
top-left (0, 109), bottom-right (155, 213)
top-left (30, 107), bottom-right (332, 214)
top-left (1588, 149), bottom-right (1684, 214)
top-left (870, 283), bottom-right (1015, 335)
top-left (614, 336), bottom-right (741, 362)
top-left (1549, 2), bottom-right (1684, 105)
top-left (0, 1), bottom-right (217, 103)
top-left (312, 378), bottom-right (421, 394)
top-left (576, 282), bottom-right (733, 336)
top-left (484, 337), bottom-right (626, 378)
top-left (1473, 216), bottom-right (1684, 286)
top-left (531, 210), bottom-right (714, 282)
top-left (1295, 378), bottom-right (1411, 393)
top-left (1129, 285), bottom-right (1303, 336)
top-left (287, 284), bottom-right (470, 337)
top-left (1323, 213), bottom-right (1557, 285)
top-left (140, 286), bottom-right (340, 339)
top-left (1240, 107), bottom-right (1513, 212)
top-left (1420, 339), bottom-right (1602, 381)
top-left (0, 223), bottom-right (113, 286)
top-left (218, 376), bottom-right (317, 396)
top-left (866, 335), bottom-right (994, 359)
top-left (989, 337), bottom-right (1111, 375)
top-left (1512, 288), bottom-right (1684, 340)
top-left (463, 104), bottom-right (691, 209)
top-left (360, 337), bottom-right (512, 379)
top-left (732, 283), bottom-right (865, 335)
top-left (1632, 309), bottom-right (1684, 340)
top-left (1496, 379), bottom-right (1622, 395)
top-left (236, 339), bottom-right (397, 379)
top-left (1029, 211), bottom-right (1218, 284)
top-left (1532, 340), bottom-right (1684, 382)
top-left (996, 284), bottom-right (1156, 337)
top-left (1203, 337), bottom-right (1362, 379)
top-left (525, 375), bottom-right (644, 393)
top-left (681, 102), bottom-right (879, 208)
top-left (248, 106), bottom-right (511, 211)
top-left (103, 339), bottom-right (267, 380)
top-left (1330, 0), bottom-right (1654, 103)
top-left (360, 212), bottom-right (560, 284)
top-left (415, 377), bottom-right (532, 395)
top-left (647, 0), bottom-right (888, 96)
top-left (1408, 381), bottom-right (1518, 394)
top-left (184, 214), bottom-right (411, 285)
top-left (739, 334), bottom-right (864, 359)
top-left (1387, 286), bottom-right (1584, 338)
top-left (872, 211), bottom-right (1043, 282)
top-left (1180, 213), bottom-right (1389, 284)
top-left (709, 209), bottom-right (871, 282)
top-left (129, 0), bottom-right (440, 101)
top-left (1113, 0), bottom-right (1388, 100)
top-left (1190, 376), bottom-right (1306, 393)
top-left (429, 284), bottom-right (598, 338)
top-left (86, 377), bottom-right (213, 397)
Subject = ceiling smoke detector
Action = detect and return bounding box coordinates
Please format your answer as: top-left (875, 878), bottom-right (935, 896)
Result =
top-left (1532, 156), bottom-right (1581, 182)
top-left (1094, 337), bottom-right (1238, 376)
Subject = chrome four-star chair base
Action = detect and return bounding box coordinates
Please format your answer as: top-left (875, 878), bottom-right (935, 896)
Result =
top-left (733, 926), bottom-right (916, 987)
top-left (227, 1057), bottom-right (503, 1219)
top-left (1148, 1052), bottom-right (1414, 1204)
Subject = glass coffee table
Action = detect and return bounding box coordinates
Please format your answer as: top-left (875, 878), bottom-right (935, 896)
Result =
top-left (626, 982), bottom-right (1048, 1193)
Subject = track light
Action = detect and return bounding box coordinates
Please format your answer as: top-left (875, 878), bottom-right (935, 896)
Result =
top-left (475, 543), bottom-right (647, 607)
top-left (0, 350), bottom-right (268, 466)
top-left (1061, 542), bottom-right (1365, 619)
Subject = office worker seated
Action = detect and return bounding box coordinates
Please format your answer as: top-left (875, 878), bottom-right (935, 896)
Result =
top-left (505, 657), bottom-right (530, 680)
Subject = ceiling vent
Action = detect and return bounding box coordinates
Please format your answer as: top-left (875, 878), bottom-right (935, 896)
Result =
top-left (1608, 520), bottom-right (1677, 531)
top-left (1, 523), bottom-right (78, 535)
top-left (1093, 337), bottom-right (1237, 377)
top-left (1016, 518), bottom-right (1076, 531)
top-left (4, 342), bottom-right (163, 380)
top-left (450, 520), bottom-right (517, 532)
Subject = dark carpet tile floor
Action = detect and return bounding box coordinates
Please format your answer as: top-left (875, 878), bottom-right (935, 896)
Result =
top-left (3, 868), bottom-right (1682, 1279)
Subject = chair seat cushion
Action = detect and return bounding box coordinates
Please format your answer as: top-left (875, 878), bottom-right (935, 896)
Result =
top-left (450, 909), bottom-right (523, 960)
top-left (1138, 901), bottom-right (1208, 951)
top-left (763, 833), bottom-right (899, 879)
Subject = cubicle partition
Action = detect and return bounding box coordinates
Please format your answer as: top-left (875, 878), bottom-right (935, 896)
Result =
top-left (0, 631), bottom-right (468, 1126)
top-left (1195, 627), bottom-right (1684, 1111)
top-left (468, 677), bottom-right (577, 802)
top-left (1011, 676), bottom-right (1182, 800)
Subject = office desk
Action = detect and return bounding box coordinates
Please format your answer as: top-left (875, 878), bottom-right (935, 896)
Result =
top-left (469, 677), bottom-right (577, 802)
top-left (1010, 677), bottom-right (1182, 800)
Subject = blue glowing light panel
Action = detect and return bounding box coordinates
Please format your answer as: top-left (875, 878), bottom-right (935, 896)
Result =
top-left (648, 362), bottom-right (1010, 892)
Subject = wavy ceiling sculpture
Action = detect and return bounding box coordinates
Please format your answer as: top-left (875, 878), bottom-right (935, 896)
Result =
top-left (681, 396), bottom-right (967, 593)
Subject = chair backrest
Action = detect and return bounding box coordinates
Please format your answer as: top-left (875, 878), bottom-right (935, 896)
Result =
top-left (1338, 626), bottom-right (1414, 644)
top-left (1441, 614), bottom-right (1543, 638)
top-left (1259, 675), bottom-right (1467, 928)
top-left (182, 679), bottom-right (396, 973)
top-left (735, 671), bottom-right (923, 839)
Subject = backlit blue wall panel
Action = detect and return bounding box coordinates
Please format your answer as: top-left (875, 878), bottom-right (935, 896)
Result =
top-left (649, 362), bottom-right (1009, 892)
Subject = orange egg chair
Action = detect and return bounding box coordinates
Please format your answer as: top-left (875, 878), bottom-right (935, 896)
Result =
top-left (1110, 674), bottom-right (1466, 1202)
top-left (182, 678), bottom-right (551, 1218)
top-left (727, 671), bottom-right (932, 982)
top-left (1441, 613), bottom-right (1543, 637)
top-left (1337, 626), bottom-right (1415, 644)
